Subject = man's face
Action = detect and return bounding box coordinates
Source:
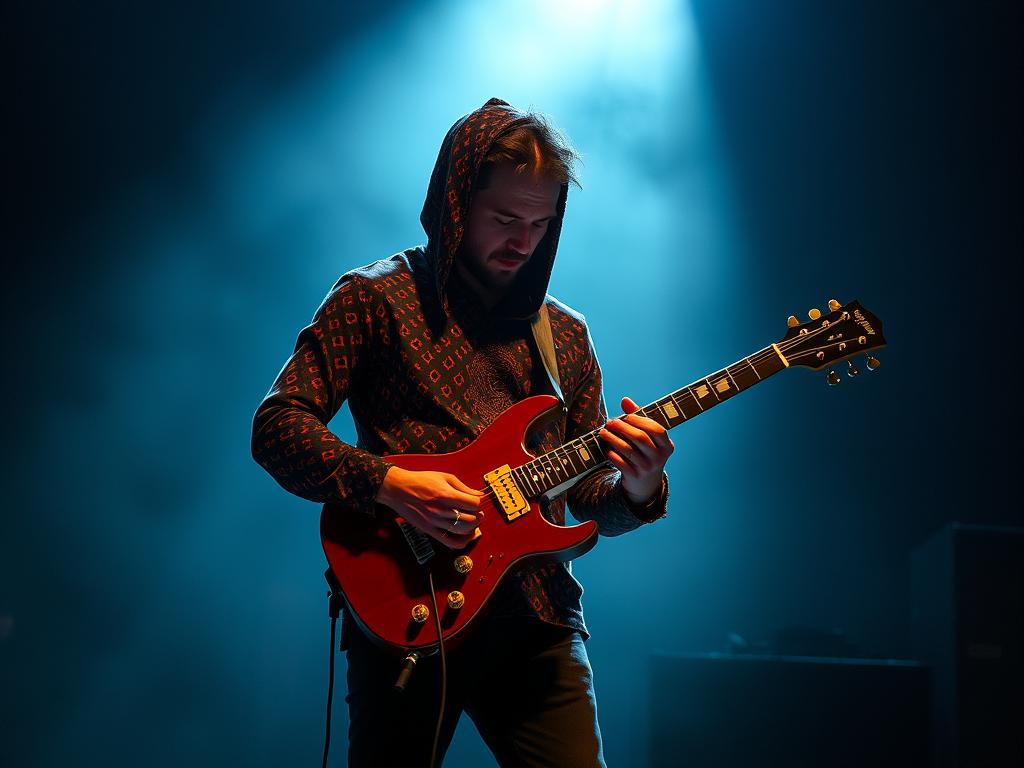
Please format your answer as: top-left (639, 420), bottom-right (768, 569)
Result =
top-left (457, 162), bottom-right (561, 306)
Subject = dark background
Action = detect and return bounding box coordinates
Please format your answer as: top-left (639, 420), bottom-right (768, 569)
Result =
top-left (4, 1), bottom-right (1021, 766)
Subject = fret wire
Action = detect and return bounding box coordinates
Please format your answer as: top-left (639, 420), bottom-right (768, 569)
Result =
top-left (549, 449), bottom-right (567, 484)
top-left (749, 352), bottom-right (770, 378)
top-left (534, 457), bottom-right (550, 488)
top-left (524, 463), bottom-right (541, 496)
top-left (550, 448), bottom-right (569, 484)
top-left (642, 403), bottom-right (670, 429)
top-left (667, 393), bottom-right (680, 417)
top-left (724, 364), bottom-right (740, 391)
top-left (582, 433), bottom-right (605, 464)
top-left (746, 354), bottom-right (762, 380)
top-left (576, 437), bottom-right (593, 468)
top-left (538, 454), bottom-right (555, 486)
top-left (650, 401), bottom-right (668, 427)
top-left (689, 386), bottom-right (705, 411)
top-left (709, 372), bottom-right (726, 399)
top-left (670, 390), bottom-right (689, 418)
top-left (579, 433), bottom-right (602, 467)
top-left (666, 400), bottom-right (680, 425)
top-left (514, 465), bottom-right (535, 498)
top-left (557, 448), bottom-right (571, 482)
top-left (666, 397), bottom-right (685, 426)
top-left (499, 345), bottom-right (785, 500)
top-left (704, 377), bottom-right (722, 403)
top-left (523, 434), bottom-right (597, 498)
top-left (561, 443), bottom-right (582, 476)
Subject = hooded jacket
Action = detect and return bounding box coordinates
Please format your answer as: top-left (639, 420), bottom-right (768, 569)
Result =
top-left (252, 98), bottom-right (667, 637)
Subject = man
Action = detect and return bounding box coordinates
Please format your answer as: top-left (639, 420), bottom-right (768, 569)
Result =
top-left (252, 98), bottom-right (673, 767)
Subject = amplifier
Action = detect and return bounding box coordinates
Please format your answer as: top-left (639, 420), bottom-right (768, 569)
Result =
top-left (649, 652), bottom-right (929, 767)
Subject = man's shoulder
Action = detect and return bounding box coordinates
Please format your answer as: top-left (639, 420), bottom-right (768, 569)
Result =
top-left (543, 295), bottom-right (600, 379)
top-left (543, 294), bottom-right (589, 332)
top-left (339, 247), bottom-right (423, 288)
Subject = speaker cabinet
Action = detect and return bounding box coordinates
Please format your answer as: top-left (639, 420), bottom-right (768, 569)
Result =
top-left (649, 652), bottom-right (929, 767)
top-left (911, 523), bottom-right (1023, 767)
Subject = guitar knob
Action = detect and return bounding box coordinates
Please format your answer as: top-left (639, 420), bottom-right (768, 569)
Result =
top-left (453, 555), bottom-right (473, 574)
top-left (847, 360), bottom-right (860, 377)
top-left (808, 308), bottom-right (822, 320)
top-left (828, 299), bottom-right (841, 312)
top-left (447, 591), bottom-right (465, 610)
top-left (827, 369), bottom-right (841, 386)
top-left (866, 355), bottom-right (881, 371)
top-left (411, 604), bottom-right (430, 624)
top-left (787, 315), bottom-right (800, 328)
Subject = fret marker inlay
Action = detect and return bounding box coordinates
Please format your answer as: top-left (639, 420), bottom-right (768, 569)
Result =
top-left (498, 343), bottom-right (791, 508)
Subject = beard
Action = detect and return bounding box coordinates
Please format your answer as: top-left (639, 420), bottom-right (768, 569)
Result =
top-left (458, 247), bottom-right (527, 298)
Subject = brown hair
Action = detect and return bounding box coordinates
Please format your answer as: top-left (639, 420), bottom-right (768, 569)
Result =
top-left (478, 113), bottom-right (582, 190)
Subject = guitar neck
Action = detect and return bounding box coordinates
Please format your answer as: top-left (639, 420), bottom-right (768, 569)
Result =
top-left (513, 344), bottom-right (789, 500)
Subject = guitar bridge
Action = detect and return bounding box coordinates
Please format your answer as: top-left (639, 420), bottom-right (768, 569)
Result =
top-left (483, 465), bottom-right (530, 521)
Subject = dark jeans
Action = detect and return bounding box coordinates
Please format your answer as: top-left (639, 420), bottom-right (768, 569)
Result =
top-left (345, 615), bottom-right (607, 767)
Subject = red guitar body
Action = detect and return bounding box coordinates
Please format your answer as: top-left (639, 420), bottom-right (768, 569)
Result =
top-left (320, 395), bottom-right (599, 655)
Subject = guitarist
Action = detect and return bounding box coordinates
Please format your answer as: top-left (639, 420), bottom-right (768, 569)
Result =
top-left (252, 98), bottom-right (674, 767)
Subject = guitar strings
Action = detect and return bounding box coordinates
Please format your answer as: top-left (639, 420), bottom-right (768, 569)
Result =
top-left (470, 314), bottom-right (865, 501)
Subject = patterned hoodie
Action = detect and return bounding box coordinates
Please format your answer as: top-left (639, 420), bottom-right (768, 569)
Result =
top-left (252, 98), bottom-right (667, 639)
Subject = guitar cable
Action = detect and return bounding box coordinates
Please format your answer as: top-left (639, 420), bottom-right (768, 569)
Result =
top-left (322, 612), bottom-right (338, 768)
top-left (426, 571), bottom-right (447, 768)
top-left (323, 570), bottom-right (344, 768)
top-left (321, 573), bottom-right (447, 768)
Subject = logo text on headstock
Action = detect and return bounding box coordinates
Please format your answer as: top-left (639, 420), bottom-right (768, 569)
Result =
top-left (854, 309), bottom-right (875, 336)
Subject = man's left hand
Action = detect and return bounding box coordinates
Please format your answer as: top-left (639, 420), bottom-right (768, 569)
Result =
top-left (600, 396), bottom-right (675, 506)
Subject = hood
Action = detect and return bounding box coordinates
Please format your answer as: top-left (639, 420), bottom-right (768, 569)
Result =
top-left (420, 97), bottom-right (569, 319)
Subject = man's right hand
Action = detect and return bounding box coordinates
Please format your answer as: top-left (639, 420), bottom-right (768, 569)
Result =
top-left (375, 466), bottom-right (484, 549)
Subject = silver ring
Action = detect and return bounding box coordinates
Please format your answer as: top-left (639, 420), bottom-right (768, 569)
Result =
top-left (451, 511), bottom-right (461, 528)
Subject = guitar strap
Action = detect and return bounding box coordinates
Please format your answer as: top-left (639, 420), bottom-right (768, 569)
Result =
top-left (530, 300), bottom-right (565, 407)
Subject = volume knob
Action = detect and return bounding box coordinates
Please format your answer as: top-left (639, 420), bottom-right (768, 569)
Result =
top-left (454, 555), bottom-right (474, 574)
top-left (411, 604), bottom-right (430, 624)
top-left (447, 591), bottom-right (465, 610)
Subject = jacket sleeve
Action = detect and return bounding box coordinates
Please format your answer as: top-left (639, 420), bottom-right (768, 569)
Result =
top-left (563, 322), bottom-right (669, 536)
top-left (251, 277), bottom-right (393, 513)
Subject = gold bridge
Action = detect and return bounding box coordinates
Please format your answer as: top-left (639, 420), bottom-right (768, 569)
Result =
top-left (483, 465), bottom-right (530, 521)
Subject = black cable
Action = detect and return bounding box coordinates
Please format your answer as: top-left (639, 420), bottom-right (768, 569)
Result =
top-left (427, 572), bottom-right (446, 768)
top-left (321, 572), bottom-right (445, 767)
top-left (322, 614), bottom-right (337, 768)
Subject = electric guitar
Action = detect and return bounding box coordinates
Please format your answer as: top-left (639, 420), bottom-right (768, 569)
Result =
top-left (320, 299), bottom-right (886, 654)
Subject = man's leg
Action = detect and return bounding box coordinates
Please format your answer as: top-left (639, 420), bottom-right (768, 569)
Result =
top-left (465, 619), bottom-right (607, 768)
top-left (345, 625), bottom-right (471, 767)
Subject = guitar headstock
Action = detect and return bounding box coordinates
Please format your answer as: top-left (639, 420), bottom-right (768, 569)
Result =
top-left (777, 299), bottom-right (886, 377)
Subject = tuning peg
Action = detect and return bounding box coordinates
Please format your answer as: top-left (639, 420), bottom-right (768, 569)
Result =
top-left (787, 315), bottom-right (800, 328)
top-left (847, 359), bottom-right (860, 377)
top-left (826, 369), bottom-right (841, 386)
top-left (866, 355), bottom-right (880, 371)
top-left (828, 299), bottom-right (841, 312)
top-left (808, 308), bottom-right (822, 320)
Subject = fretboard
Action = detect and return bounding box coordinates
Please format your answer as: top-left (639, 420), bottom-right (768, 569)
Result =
top-left (512, 345), bottom-right (788, 500)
